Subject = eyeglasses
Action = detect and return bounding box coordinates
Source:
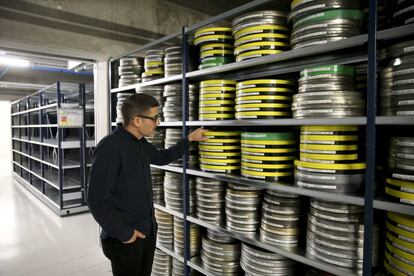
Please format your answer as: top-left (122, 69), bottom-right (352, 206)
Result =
top-left (136, 114), bottom-right (160, 123)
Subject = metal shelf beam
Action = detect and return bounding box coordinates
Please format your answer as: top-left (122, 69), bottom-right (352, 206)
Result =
top-left (11, 103), bottom-right (57, 116)
top-left (151, 165), bottom-right (365, 206)
top-left (186, 117), bottom-right (367, 126)
top-left (377, 24), bottom-right (414, 40)
top-left (154, 203), bottom-right (184, 219)
top-left (110, 74), bottom-right (182, 93)
top-left (376, 116), bottom-right (414, 125)
top-left (12, 137), bottom-right (95, 149)
top-left (186, 35), bottom-right (367, 79)
top-left (373, 199), bottom-right (414, 216)
top-left (156, 243), bottom-right (184, 263)
top-left (12, 124), bottom-right (58, 128)
top-left (187, 258), bottom-right (219, 276)
top-left (153, 164), bottom-right (414, 217)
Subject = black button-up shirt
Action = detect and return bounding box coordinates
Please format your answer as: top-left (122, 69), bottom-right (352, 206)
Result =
top-left (87, 127), bottom-right (189, 242)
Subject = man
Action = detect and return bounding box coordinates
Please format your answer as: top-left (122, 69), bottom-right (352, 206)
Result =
top-left (87, 93), bottom-right (207, 276)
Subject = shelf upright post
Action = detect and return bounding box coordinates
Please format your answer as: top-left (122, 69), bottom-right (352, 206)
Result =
top-left (79, 84), bottom-right (87, 203)
top-left (181, 26), bottom-right (191, 276)
top-left (363, 0), bottom-right (377, 275)
top-left (27, 96), bottom-right (33, 184)
top-left (108, 58), bottom-right (113, 132)
top-left (57, 82), bottom-right (64, 210)
top-left (19, 99), bottom-right (24, 177)
top-left (39, 91), bottom-right (45, 194)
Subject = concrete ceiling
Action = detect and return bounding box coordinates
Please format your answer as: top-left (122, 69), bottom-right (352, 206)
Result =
top-left (166, 0), bottom-right (291, 17)
top-left (0, 0), bottom-right (291, 102)
top-left (0, 0), bottom-right (210, 60)
top-left (0, 51), bottom-right (94, 102)
top-left (166, 0), bottom-right (252, 17)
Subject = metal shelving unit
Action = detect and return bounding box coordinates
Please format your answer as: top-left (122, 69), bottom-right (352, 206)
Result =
top-left (186, 215), bottom-right (354, 276)
top-left (109, 0), bottom-right (414, 275)
top-left (11, 82), bottom-right (95, 216)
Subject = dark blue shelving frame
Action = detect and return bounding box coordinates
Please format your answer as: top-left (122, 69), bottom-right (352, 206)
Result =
top-left (11, 82), bottom-right (93, 216)
top-left (108, 0), bottom-right (414, 275)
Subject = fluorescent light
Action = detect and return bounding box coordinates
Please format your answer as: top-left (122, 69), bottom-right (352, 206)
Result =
top-left (68, 60), bottom-right (82, 70)
top-left (0, 56), bottom-right (30, 67)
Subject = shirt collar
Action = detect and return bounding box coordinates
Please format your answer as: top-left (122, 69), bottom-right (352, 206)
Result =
top-left (118, 126), bottom-right (146, 143)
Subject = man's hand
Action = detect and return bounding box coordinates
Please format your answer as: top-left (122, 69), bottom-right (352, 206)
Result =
top-left (122, 229), bottom-right (146, 244)
top-left (188, 128), bottom-right (209, 142)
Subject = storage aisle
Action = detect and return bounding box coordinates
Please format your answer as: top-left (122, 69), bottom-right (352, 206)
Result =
top-left (0, 170), bottom-right (111, 275)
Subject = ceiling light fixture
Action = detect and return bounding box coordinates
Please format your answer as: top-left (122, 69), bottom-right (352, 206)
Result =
top-left (0, 56), bottom-right (30, 67)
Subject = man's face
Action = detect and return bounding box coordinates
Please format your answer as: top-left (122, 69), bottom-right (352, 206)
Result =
top-left (136, 106), bottom-right (160, 137)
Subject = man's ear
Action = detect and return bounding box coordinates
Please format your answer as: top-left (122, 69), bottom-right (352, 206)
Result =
top-left (131, 116), bottom-right (140, 127)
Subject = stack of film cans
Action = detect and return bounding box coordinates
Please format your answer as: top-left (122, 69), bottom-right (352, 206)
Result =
top-left (379, 39), bottom-right (414, 116)
top-left (164, 46), bottom-right (182, 77)
top-left (151, 249), bottom-right (172, 276)
top-left (174, 217), bottom-right (201, 258)
top-left (225, 183), bottom-right (262, 236)
top-left (172, 258), bottom-right (184, 276)
top-left (143, 49), bottom-right (164, 82)
top-left (165, 128), bottom-right (183, 166)
top-left (151, 166), bottom-right (165, 205)
top-left (115, 92), bottom-right (134, 124)
top-left (241, 132), bottom-right (296, 181)
top-left (232, 10), bottom-right (290, 62)
top-left (384, 212), bottom-right (414, 275)
top-left (306, 199), bottom-right (379, 274)
top-left (391, 0), bottom-right (414, 26)
top-left (236, 79), bottom-right (294, 119)
top-left (146, 129), bottom-right (165, 149)
top-left (118, 57), bottom-right (143, 87)
top-left (260, 191), bottom-right (302, 248)
top-left (288, 1), bottom-right (364, 49)
top-left (163, 84), bottom-right (198, 122)
top-left (171, 259), bottom-right (198, 276)
top-left (193, 27), bottom-right (234, 70)
top-left (199, 80), bottom-right (236, 121)
top-left (198, 131), bottom-right (240, 173)
top-left (136, 85), bottom-right (164, 108)
top-left (240, 243), bottom-right (296, 275)
top-left (154, 208), bottom-right (173, 247)
top-left (201, 230), bottom-right (241, 275)
top-left (293, 65), bottom-right (365, 118)
top-left (195, 177), bottom-right (226, 224)
top-left (385, 137), bottom-right (414, 205)
top-left (295, 126), bottom-right (366, 193)
top-left (163, 171), bottom-right (195, 213)
top-left (354, 63), bottom-right (368, 92)
top-left (165, 128), bottom-right (198, 167)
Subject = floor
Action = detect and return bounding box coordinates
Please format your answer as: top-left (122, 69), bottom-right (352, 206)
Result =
top-left (0, 168), bottom-right (112, 275)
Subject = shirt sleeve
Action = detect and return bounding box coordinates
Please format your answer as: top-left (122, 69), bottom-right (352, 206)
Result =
top-left (87, 138), bottom-right (134, 242)
top-left (148, 138), bottom-right (190, 165)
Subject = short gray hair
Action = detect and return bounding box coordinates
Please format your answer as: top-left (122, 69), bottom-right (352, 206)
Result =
top-left (121, 93), bottom-right (159, 126)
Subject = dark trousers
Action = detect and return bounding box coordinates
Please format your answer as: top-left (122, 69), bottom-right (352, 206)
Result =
top-left (101, 234), bottom-right (156, 276)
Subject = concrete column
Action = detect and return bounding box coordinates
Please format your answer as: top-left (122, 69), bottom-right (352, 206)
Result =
top-left (93, 60), bottom-right (109, 143)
